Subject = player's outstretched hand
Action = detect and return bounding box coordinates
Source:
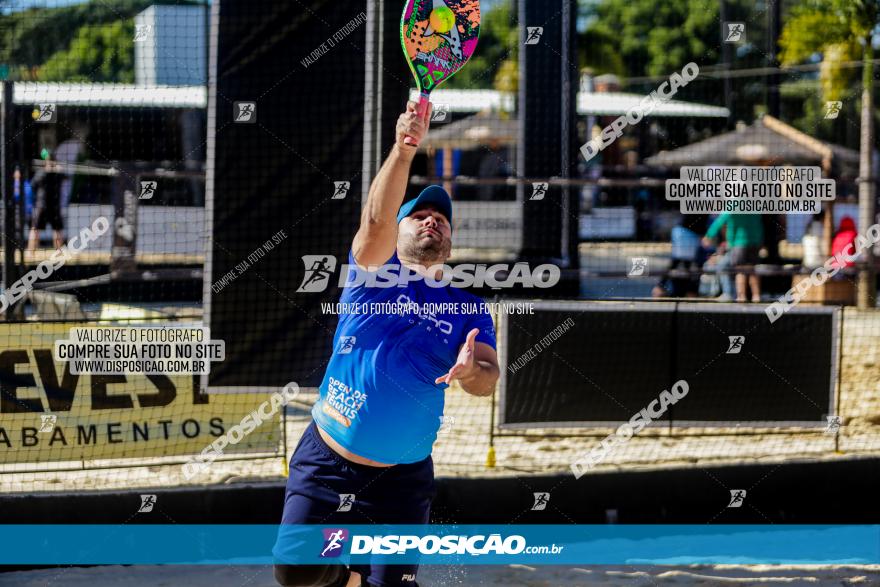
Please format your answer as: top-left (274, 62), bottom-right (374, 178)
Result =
top-left (435, 328), bottom-right (479, 386)
top-left (397, 101), bottom-right (432, 152)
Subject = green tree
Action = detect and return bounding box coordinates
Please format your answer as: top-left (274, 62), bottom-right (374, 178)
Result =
top-left (39, 20), bottom-right (135, 83)
top-left (578, 26), bottom-right (626, 78)
top-left (493, 58), bottom-right (518, 93)
top-left (0, 0), bottom-right (200, 80)
top-left (779, 3), bottom-right (864, 101)
top-left (583, 0), bottom-right (731, 77)
top-left (780, 79), bottom-right (856, 146)
top-left (445, 1), bottom-right (518, 90)
top-left (779, 0), bottom-right (880, 307)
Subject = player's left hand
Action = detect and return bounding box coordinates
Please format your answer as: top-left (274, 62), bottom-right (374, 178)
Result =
top-left (435, 328), bottom-right (479, 386)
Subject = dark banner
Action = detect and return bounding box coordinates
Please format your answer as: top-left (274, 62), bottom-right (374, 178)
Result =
top-left (674, 305), bottom-right (834, 422)
top-left (207, 0), bottom-right (407, 389)
top-left (503, 303), bottom-right (676, 424)
top-left (502, 303), bottom-right (836, 426)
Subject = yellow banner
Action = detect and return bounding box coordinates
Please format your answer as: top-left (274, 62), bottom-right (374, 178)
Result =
top-left (0, 323), bottom-right (280, 464)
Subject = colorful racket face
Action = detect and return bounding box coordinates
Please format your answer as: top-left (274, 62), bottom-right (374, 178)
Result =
top-left (400, 0), bottom-right (481, 98)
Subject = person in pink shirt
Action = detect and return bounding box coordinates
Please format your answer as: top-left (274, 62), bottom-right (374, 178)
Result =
top-left (829, 216), bottom-right (858, 271)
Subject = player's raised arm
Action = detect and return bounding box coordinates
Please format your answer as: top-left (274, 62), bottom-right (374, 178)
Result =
top-left (352, 101), bottom-right (432, 268)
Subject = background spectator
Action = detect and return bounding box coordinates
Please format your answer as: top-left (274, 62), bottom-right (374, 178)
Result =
top-left (703, 213), bottom-right (764, 302)
top-left (830, 216), bottom-right (858, 271)
top-left (27, 149), bottom-right (65, 251)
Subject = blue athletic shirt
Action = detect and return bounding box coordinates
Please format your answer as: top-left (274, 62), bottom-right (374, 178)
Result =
top-left (311, 249), bottom-right (496, 464)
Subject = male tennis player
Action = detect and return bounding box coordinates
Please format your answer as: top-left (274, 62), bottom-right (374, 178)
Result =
top-left (273, 101), bottom-right (500, 587)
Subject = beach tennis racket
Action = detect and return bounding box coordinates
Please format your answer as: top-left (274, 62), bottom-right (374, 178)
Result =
top-left (401, 0), bottom-right (481, 146)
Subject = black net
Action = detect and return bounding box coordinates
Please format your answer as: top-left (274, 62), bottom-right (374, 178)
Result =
top-left (0, 0), bottom-right (878, 495)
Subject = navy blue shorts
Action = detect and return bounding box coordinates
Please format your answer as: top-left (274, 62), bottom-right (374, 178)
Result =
top-left (274, 420), bottom-right (435, 586)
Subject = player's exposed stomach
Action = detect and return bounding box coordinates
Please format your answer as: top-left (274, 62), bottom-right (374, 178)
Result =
top-left (319, 391), bottom-right (444, 465)
top-left (317, 358), bottom-right (445, 464)
top-left (316, 425), bottom-right (394, 467)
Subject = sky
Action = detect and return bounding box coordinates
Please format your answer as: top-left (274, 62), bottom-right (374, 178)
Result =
top-left (8, 0), bottom-right (509, 13)
top-left (4, 0), bottom-right (593, 26)
top-left (3, 0), bottom-right (216, 14)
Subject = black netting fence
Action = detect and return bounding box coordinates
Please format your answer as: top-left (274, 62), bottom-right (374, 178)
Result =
top-left (0, 0), bottom-right (878, 493)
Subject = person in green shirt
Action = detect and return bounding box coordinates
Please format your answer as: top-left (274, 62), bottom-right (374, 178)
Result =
top-left (702, 213), bottom-right (764, 302)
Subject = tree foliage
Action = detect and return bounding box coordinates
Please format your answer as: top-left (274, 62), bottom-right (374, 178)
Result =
top-left (579, 25), bottom-right (626, 78)
top-left (0, 0), bottom-right (201, 81)
top-left (39, 20), bottom-right (136, 83)
top-left (779, 0), bottom-right (879, 102)
top-left (583, 0), bottom-right (734, 78)
top-left (445, 1), bottom-right (517, 90)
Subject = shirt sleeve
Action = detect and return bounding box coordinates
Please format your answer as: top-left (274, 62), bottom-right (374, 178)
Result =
top-left (348, 248), bottom-right (397, 269)
top-left (705, 214), bottom-right (729, 241)
top-left (468, 304), bottom-right (497, 350)
top-left (341, 249), bottom-right (398, 303)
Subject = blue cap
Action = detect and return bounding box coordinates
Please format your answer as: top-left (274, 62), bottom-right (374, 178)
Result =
top-left (397, 185), bottom-right (452, 225)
